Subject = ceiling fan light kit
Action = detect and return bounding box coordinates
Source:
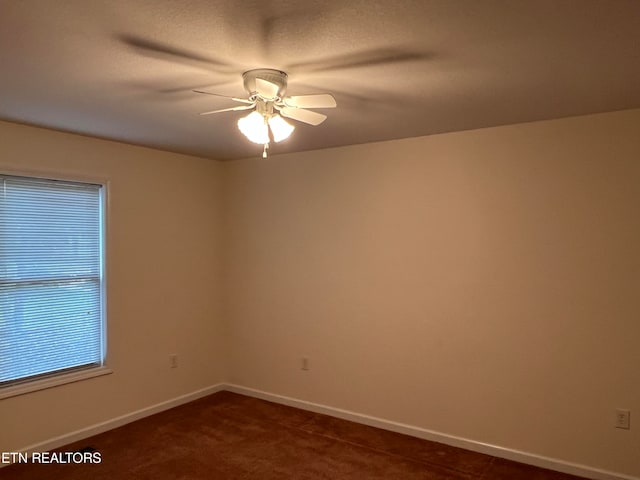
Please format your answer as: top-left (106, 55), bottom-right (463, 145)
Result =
top-left (195, 68), bottom-right (336, 158)
top-left (237, 111), bottom-right (270, 145)
top-left (268, 114), bottom-right (295, 142)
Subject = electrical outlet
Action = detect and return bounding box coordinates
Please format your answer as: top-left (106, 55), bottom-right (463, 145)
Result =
top-left (170, 354), bottom-right (178, 369)
top-left (301, 357), bottom-right (310, 371)
top-left (615, 409), bottom-right (630, 429)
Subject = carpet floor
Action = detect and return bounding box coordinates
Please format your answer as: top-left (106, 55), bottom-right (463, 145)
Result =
top-left (2, 391), bottom-right (587, 479)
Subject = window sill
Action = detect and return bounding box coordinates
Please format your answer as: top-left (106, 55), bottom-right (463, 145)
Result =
top-left (0, 366), bottom-right (113, 400)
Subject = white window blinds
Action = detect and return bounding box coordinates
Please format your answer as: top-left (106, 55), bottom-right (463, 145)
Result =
top-left (0, 175), bottom-right (104, 386)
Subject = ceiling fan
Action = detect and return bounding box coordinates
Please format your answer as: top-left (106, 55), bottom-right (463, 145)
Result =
top-left (194, 68), bottom-right (336, 157)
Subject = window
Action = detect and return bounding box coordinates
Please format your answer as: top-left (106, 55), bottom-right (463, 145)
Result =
top-left (0, 174), bottom-right (107, 395)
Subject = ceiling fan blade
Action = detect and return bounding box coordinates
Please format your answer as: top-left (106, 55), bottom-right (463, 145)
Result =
top-left (255, 78), bottom-right (279, 99)
top-left (199, 105), bottom-right (255, 115)
top-left (193, 90), bottom-right (253, 104)
top-left (283, 94), bottom-right (337, 109)
top-left (280, 107), bottom-right (327, 126)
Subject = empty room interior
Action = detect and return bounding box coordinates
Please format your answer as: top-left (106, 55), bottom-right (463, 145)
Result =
top-left (0, 1), bottom-right (639, 479)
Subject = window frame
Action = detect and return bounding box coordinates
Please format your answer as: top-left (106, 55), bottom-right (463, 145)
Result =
top-left (0, 169), bottom-right (111, 399)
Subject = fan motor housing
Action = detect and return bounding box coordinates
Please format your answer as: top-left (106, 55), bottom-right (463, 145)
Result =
top-left (243, 68), bottom-right (288, 100)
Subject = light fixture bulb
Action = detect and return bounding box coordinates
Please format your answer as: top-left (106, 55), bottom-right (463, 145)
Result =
top-left (237, 111), bottom-right (269, 144)
top-left (268, 114), bottom-right (295, 142)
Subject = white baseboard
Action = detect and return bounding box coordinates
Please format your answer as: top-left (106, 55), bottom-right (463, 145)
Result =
top-left (6, 383), bottom-right (225, 466)
top-left (225, 384), bottom-right (638, 480)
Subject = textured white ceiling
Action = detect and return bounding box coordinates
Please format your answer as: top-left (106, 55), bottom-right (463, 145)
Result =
top-left (1, 0), bottom-right (639, 160)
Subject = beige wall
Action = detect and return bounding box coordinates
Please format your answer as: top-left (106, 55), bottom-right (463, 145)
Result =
top-left (0, 121), bottom-right (226, 452)
top-left (222, 109), bottom-right (640, 477)
top-left (1, 109), bottom-right (639, 477)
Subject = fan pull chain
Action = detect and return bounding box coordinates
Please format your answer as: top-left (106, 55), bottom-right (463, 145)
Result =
top-left (262, 143), bottom-right (269, 159)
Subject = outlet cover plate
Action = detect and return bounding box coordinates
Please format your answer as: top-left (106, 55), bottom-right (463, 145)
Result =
top-left (615, 409), bottom-right (631, 429)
